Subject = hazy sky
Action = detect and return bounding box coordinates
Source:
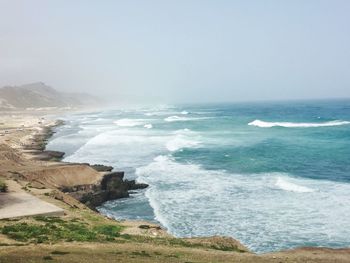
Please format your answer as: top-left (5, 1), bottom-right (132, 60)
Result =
top-left (1, 0), bottom-right (350, 103)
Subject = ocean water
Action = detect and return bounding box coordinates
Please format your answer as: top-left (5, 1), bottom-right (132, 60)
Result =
top-left (46, 100), bottom-right (350, 253)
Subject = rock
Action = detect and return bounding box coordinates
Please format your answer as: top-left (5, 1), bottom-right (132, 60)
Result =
top-left (32, 150), bottom-right (65, 161)
top-left (125, 180), bottom-right (148, 190)
top-left (139, 225), bottom-right (151, 229)
top-left (62, 171), bottom-right (148, 210)
top-left (100, 172), bottom-right (125, 189)
top-left (90, 164), bottom-right (113, 172)
top-left (184, 236), bottom-right (250, 253)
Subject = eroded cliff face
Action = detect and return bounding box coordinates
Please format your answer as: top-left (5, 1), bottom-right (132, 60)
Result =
top-left (16, 120), bottom-right (149, 210)
top-left (61, 171), bottom-right (148, 210)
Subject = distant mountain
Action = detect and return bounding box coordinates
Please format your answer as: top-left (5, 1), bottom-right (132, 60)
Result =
top-left (0, 82), bottom-right (102, 110)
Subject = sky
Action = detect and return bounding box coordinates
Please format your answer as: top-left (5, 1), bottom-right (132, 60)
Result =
top-left (0, 0), bottom-right (350, 104)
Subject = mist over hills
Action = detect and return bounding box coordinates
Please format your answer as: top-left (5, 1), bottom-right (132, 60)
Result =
top-left (0, 82), bottom-right (101, 110)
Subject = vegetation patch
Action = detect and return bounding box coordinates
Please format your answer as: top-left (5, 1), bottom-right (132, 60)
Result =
top-left (0, 216), bottom-right (124, 244)
top-left (119, 235), bottom-right (247, 253)
top-left (93, 224), bottom-right (123, 238)
top-left (0, 215), bottom-right (245, 254)
top-left (0, 178), bottom-right (8, 192)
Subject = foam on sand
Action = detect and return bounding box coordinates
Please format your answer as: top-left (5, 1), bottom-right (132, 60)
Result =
top-left (248, 119), bottom-right (350, 128)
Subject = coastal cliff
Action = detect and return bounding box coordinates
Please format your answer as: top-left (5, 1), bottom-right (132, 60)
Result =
top-left (62, 171), bottom-right (148, 210)
top-left (23, 121), bottom-right (148, 210)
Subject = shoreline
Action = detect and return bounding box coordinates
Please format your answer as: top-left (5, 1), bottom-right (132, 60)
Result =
top-left (0, 113), bottom-right (169, 236)
top-left (1, 111), bottom-right (350, 262)
top-left (30, 120), bottom-right (149, 211)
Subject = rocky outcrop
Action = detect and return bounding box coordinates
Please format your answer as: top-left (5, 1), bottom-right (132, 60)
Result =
top-left (22, 164), bottom-right (103, 189)
top-left (25, 120), bottom-right (65, 160)
top-left (90, 164), bottom-right (113, 172)
top-left (184, 236), bottom-right (249, 253)
top-left (62, 171), bottom-right (148, 210)
top-left (31, 150), bottom-right (65, 161)
top-left (21, 120), bottom-right (149, 210)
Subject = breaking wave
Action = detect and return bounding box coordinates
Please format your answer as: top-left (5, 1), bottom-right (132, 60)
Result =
top-left (166, 135), bottom-right (200, 151)
top-left (114, 118), bottom-right (146, 127)
top-left (164, 115), bottom-right (209, 122)
top-left (248, 119), bottom-right (350, 128)
top-left (275, 177), bottom-right (315, 193)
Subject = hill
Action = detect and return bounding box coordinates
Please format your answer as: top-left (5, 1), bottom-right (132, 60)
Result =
top-left (0, 82), bottom-right (101, 110)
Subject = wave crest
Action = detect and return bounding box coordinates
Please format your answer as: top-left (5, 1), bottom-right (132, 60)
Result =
top-left (248, 119), bottom-right (350, 128)
top-left (164, 115), bottom-right (210, 122)
top-left (114, 119), bottom-right (145, 127)
top-left (166, 135), bottom-right (200, 151)
top-left (275, 177), bottom-right (315, 193)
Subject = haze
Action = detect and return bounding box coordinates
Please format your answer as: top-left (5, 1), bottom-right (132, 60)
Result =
top-left (1, 0), bottom-right (350, 104)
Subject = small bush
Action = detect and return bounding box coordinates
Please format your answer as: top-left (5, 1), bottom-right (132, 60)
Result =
top-left (93, 225), bottom-right (123, 238)
top-left (0, 179), bottom-right (8, 192)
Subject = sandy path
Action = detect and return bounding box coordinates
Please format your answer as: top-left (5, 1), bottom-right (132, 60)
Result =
top-left (0, 180), bottom-right (64, 219)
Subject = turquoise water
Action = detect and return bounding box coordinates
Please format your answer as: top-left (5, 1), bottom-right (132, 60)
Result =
top-left (47, 100), bottom-right (350, 253)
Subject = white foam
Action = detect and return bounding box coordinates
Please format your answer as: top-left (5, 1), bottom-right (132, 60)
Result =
top-left (164, 115), bottom-right (210, 122)
top-left (181, 110), bottom-right (189, 115)
top-left (63, 129), bottom-right (168, 167)
top-left (248, 119), bottom-right (350, 128)
top-left (136, 158), bottom-right (350, 252)
top-left (166, 135), bottom-right (200, 151)
top-left (164, 116), bottom-right (187, 122)
top-left (173, 128), bottom-right (194, 135)
top-left (144, 124), bottom-right (153, 129)
top-left (114, 118), bottom-right (145, 127)
top-left (275, 177), bottom-right (315, 193)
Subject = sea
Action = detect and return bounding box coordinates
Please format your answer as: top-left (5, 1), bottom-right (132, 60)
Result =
top-left (46, 99), bottom-right (350, 253)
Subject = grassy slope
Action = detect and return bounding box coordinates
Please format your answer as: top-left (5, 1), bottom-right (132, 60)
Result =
top-left (0, 243), bottom-right (263, 263)
top-left (1, 173), bottom-right (349, 263)
top-left (0, 197), bottom-right (253, 263)
top-left (1, 209), bottom-right (349, 263)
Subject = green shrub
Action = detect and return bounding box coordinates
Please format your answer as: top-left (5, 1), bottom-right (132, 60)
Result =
top-left (93, 225), bottom-right (123, 238)
top-left (0, 179), bottom-right (8, 192)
